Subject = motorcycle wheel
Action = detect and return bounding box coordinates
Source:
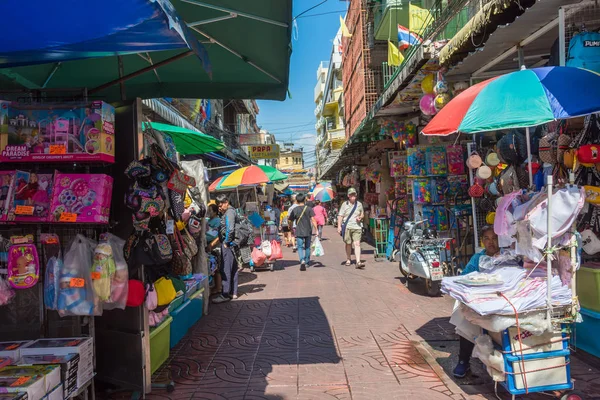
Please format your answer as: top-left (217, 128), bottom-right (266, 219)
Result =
top-left (425, 279), bottom-right (441, 297)
top-left (399, 238), bottom-right (418, 281)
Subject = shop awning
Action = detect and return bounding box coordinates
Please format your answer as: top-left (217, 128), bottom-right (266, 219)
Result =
top-left (0, 0), bottom-right (207, 69)
top-left (0, 0), bottom-right (292, 101)
top-left (142, 98), bottom-right (200, 132)
top-left (438, 0), bottom-right (536, 67)
top-left (143, 121), bottom-right (224, 155)
top-left (201, 152), bottom-right (238, 167)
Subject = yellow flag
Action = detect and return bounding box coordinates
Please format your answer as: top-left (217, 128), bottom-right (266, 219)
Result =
top-left (340, 16), bottom-right (352, 38)
top-left (387, 41), bottom-right (404, 66)
top-left (409, 4), bottom-right (432, 36)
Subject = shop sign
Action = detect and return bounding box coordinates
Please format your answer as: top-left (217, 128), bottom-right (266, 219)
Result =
top-left (249, 144), bottom-right (280, 159)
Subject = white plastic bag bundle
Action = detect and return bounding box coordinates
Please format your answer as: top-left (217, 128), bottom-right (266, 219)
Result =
top-left (58, 235), bottom-right (98, 317)
top-left (261, 240), bottom-right (272, 257)
top-left (99, 233), bottom-right (129, 311)
top-left (473, 334), bottom-right (505, 382)
top-left (311, 237), bottom-right (324, 257)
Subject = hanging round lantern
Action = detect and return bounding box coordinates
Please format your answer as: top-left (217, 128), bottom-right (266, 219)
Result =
top-left (434, 80), bottom-right (449, 95)
top-left (419, 93), bottom-right (437, 116)
top-left (434, 93), bottom-right (452, 111)
top-left (421, 74), bottom-right (435, 94)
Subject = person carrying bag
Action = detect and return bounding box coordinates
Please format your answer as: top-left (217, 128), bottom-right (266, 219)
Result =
top-left (337, 188), bottom-right (365, 268)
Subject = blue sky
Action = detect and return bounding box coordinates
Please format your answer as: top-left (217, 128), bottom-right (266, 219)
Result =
top-left (257, 0), bottom-right (347, 168)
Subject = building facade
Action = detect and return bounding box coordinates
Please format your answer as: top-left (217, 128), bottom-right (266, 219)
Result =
top-left (316, 29), bottom-right (346, 180)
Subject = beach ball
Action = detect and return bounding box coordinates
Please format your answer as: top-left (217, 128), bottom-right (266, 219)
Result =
top-left (434, 93), bottom-right (452, 111)
top-left (421, 74), bottom-right (435, 94)
top-left (453, 81), bottom-right (469, 95)
top-left (434, 80), bottom-right (449, 94)
top-left (419, 94), bottom-right (437, 116)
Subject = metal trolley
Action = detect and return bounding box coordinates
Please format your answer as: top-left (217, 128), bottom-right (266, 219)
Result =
top-left (250, 222), bottom-right (279, 272)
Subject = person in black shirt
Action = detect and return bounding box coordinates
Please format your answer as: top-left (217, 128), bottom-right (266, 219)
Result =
top-left (288, 193), bottom-right (317, 271)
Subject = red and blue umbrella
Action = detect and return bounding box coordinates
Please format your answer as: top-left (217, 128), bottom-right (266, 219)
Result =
top-left (422, 66), bottom-right (600, 136)
top-left (313, 187), bottom-right (336, 202)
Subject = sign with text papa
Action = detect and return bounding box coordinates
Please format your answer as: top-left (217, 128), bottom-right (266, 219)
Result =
top-left (249, 144), bottom-right (280, 159)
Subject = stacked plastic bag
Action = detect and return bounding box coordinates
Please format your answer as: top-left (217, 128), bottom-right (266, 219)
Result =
top-left (442, 267), bottom-right (572, 316)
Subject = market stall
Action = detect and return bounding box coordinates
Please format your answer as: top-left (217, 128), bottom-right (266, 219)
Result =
top-left (423, 65), bottom-right (600, 397)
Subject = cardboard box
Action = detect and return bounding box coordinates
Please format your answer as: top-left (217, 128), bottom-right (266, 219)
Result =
top-left (0, 342), bottom-right (33, 362)
top-left (41, 384), bottom-right (61, 400)
top-left (0, 366), bottom-right (60, 395)
top-left (0, 393), bottom-right (27, 400)
top-left (18, 354), bottom-right (79, 398)
top-left (0, 375), bottom-right (45, 400)
top-left (6, 171), bottom-right (53, 223)
top-left (20, 338), bottom-right (93, 391)
top-left (0, 101), bottom-right (115, 163)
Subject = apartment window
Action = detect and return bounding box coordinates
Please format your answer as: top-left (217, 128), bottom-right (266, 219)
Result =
top-left (285, 157), bottom-right (289, 164)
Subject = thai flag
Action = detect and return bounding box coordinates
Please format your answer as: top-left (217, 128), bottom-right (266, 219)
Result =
top-left (398, 25), bottom-right (422, 50)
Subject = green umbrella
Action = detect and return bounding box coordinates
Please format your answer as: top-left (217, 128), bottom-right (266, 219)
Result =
top-left (143, 121), bottom-right (224, 155)
top-left (258, 165), bottom-right (288, 182)
top-left (0, 1), bottom-right (292, 101)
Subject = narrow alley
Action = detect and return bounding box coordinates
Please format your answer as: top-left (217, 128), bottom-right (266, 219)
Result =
top-left (145, 227), bottom-right (600, 400)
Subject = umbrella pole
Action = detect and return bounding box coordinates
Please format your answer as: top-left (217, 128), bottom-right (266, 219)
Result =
top-left (525, 126), bottom-right (533, 187)
top-left (236, 187), bottom-right (240, 208)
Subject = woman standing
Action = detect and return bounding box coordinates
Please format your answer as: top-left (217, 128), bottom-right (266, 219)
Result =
top-left (312, 200), bottom-right (327, 239)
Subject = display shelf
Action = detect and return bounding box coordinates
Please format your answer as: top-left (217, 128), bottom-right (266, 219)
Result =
top-left (67, 374), bottom-right (96, 400)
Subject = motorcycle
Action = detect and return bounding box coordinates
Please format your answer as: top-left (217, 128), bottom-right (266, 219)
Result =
top-left (394, 218), bottom-right (451, 297)
top-left (327, 207), bottom-right (338, 226)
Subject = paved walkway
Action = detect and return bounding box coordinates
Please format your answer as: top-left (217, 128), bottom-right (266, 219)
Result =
top-left (146, 226), bottom-right (600, 400)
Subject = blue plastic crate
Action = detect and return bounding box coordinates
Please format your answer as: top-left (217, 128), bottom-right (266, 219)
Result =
top-left (496, 326), bottom-right (572, 396)
top-left (169, 300), bottom-right (191, 349)
top-left (187, 290), bottom-right (204, 330)
top-left (577, 307), bottom-right (600, 358)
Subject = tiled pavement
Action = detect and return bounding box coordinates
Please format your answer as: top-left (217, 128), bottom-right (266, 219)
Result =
top-left (142, 226), bottom-right (600, 400)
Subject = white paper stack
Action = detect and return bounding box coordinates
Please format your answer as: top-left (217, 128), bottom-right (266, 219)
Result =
top-left (442, 268), bottom-right (572, 315)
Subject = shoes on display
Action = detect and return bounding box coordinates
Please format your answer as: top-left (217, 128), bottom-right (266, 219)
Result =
top-left (453, 360), bottom-right (470, 378)
top-left (211, 294), bottom-right (231, 304)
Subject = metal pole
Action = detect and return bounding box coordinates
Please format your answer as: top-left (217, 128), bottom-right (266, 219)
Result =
top-left (525, 126), bottom-right (533, 187)
top-left (546, 175), bottom-right (553, 330)
top-left (559, 8), bottom-right (566, 67)
top-left (89, 51), bottom-right (193, 95)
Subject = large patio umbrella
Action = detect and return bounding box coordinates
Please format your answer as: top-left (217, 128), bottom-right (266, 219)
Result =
top-left (0, 0), bottom-right (292, 101)
top-left (209, 165), bottom-right (287, 191)
top-left (422, 66), bottom-right (600, 185)
top-left (313, 187), bottom-right (336, 203)
top-left (143, 121), bottom-right (224, 155)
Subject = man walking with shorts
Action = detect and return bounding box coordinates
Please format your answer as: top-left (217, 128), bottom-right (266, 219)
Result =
top-left (288, 193), bottom-right (317, 271)
top-left (337, 188), bottom-right (365, 268)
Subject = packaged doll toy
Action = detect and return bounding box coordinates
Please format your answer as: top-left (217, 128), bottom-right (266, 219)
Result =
top-left (0, 171), bottom-right (14, 221)
top-left (7, 171), bottom-right (53, 222)
top-left (7, 235), bottom-right (39, 289)
top-left (0, 101), bottom-right (115, 163)
top-left (50, 173), bottom-right (113, 224)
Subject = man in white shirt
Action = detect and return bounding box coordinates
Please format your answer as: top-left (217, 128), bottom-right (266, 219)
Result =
top-left (287, 195), bottom-right (298, 252)
top-left (337, 188), bottom-right (365, 268)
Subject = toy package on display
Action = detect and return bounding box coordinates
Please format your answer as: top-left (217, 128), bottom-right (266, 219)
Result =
top-left (0, 101), bottom-right (115, 163)
top-left (7, 171), bottom-right (53, 222)
top-left (50, 173), bottom-right (113, 224)
top-left (0, 171), bottom-right (15, 221)
top-left (41, 234), bottom-right (61, 310)
top-left (7, 235), bottom-right (39, 289)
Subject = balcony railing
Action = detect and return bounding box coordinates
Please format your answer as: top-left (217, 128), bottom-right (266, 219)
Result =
top-left (382, 0), bottom-right (489, 88)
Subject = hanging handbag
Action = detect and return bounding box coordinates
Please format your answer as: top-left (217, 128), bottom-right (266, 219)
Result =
top-left (466, 151), bottom-right (483, 169)
top-left (145, 283), bottom-right (158, 311)
top-left (468, 182), bottom-right (484, 198)
top-left (168, 170), bottom-right (196, 194)
top-left (170, 229), bottom-right (192, 276)
top-left (476, 165), bottom-right (492, 180)
top-left (582, 229), bottom-right (600, 255)
top-left (181, 228), bottom-right (198, 258)
top-left (485, 150), bottom-right (500, 167)
top-left (499, 165), bottom-right (519, 195)
top-left (497, 129), bottom-right (528, 165)
top-left (154, 277), bottom-right (177, 306)
top-left (169, 190), bottom-right (186, 218)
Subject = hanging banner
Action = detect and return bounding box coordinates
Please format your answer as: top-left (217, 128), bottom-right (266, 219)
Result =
top-left (249, 144), bottom-right (280, 159)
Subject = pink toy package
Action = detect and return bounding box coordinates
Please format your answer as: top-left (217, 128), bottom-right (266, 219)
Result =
top-left (6, 171), bottom-right (54, 222)
top-left (50, 173), bottom-right (113, 224)
top-left (7, 235), bottom-right (39, 289)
